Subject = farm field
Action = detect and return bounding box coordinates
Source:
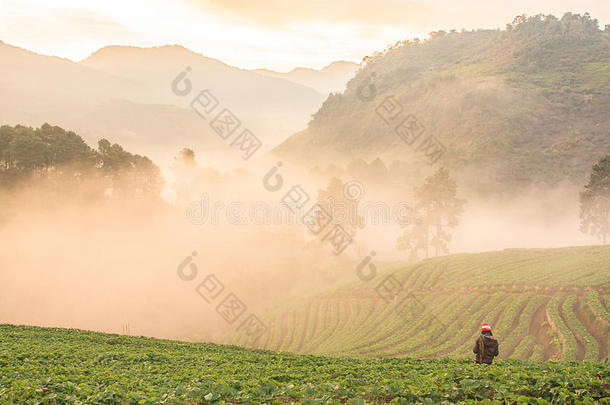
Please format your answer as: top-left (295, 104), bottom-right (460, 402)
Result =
top-left (1, 325), bottom-right (609, 404)
top-left (232, 246), bottom-right (610, 361)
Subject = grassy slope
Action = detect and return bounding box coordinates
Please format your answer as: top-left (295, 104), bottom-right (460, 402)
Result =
top-left (273, 14), bottom-right (610, 192)
top-left (1, 325), bottom-right (609, 404)
top-left (232, 246), bottom-right (610, 361)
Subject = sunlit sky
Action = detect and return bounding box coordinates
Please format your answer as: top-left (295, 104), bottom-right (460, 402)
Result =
top-left (1, 0), bottom-right (608, 71)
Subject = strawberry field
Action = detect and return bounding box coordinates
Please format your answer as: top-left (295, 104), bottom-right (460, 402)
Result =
top-left (234, 246), bottom-right (610, 362)
top-left (1, 325), bottom-right (609, 404)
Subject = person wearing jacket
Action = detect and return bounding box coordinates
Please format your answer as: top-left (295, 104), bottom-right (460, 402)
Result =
top-left (473, 323), bottom-right (499, 364)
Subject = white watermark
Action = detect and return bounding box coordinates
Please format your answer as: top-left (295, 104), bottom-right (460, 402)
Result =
top-left (186, 193), bottom-right (418, 227)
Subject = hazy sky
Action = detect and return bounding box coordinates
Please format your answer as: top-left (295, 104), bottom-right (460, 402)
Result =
top-left (1, 0), bottom-right (608, 71)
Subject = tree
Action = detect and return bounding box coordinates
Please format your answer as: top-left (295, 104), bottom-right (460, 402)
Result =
top-left (170, 147), bottom-right (199, 205)
top-left (580, 156), bottom-right (610, 244)
top-left (173, 148), bottom-right (196, 169)
top-left (396, 217), bottom-right (428, 261)
top-left (11, 129), bottom-right (48, 170)
top-left (398, 168), bottom-right (465, 259)
top-left (97, 139), bottom-right (132, 172)
top-left (38, 123), bottom-right (95, 169)
top-left (97, 139), bottom-right (164, 198)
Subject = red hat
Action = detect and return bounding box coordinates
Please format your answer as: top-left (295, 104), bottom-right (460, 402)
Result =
top-left (481, 323), bottom-right (492, 332)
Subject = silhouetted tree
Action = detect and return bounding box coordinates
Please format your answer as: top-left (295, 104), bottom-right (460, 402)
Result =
top-left (398, 168), bottom-right (466, 258)
top-left (0, 124), bottom-right (96, 185)
top-left (0, 124), bottom-right (162, 197)
top-left (580, 156), bottom-right (610, 244)
top-left (396, 217), bottom-right (428, 261)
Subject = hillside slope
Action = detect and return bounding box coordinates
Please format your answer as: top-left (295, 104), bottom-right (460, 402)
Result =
top-left (1, 325), bottom-right (608, 404)
top-left (273, 14), bottom-right (610, 192)
top-left (232, 245), bottom-right (610, 361)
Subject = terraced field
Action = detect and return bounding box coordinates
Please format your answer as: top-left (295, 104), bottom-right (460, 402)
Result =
top-left (232, 246), bottom-right (610, 361)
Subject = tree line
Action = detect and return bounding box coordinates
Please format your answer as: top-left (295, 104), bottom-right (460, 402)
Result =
top-left (317, 155), bottom-right (609, 262)
top-left (0, 123), bottom-right (163, 198)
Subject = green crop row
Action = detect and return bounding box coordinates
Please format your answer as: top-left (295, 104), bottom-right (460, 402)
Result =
top-left (530, 344), bottom-right (546, 361)
top-left (322, 299), bottom-right (381, 355)
top-left (300, 299), bottom-right (342, 354)
top-left (314, 299), bottom-right (357, 354)
top-left (512, 335), bottom-right (537, 360)
top-left (326, 300), bottom-right (383, 356)
top-left (284, 304), bottom-right (309, 353)
top-left (547, 294), bottom-right (579, 361)
top-left (562, 295), bottom-right (600, 361)
top-left (586, 290), bottom-right (610, 325)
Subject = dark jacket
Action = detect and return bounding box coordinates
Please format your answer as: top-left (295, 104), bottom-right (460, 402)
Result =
top-left (473, 333), bottom-right (499, 364)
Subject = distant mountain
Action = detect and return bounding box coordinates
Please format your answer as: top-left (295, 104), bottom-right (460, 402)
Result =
top-left (253, 61), bottom-right (360, 94)
top-left (80, 45), bottom-right (324, 127)
top-left (273, 14), bottom-right (610, 192)
top-left (0, 40), bottom-right (149, 116)
top-left (0, 42), bottom-right (325, 166)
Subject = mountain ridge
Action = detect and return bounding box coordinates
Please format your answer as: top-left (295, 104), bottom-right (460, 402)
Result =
top-left (0, 41), bottom-right (327, 166)
top-left (253, 60), bottom-right (360, 94)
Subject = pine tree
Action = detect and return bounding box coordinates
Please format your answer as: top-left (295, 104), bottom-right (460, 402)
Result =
top-left (580, 156), bottom-right (610, 244)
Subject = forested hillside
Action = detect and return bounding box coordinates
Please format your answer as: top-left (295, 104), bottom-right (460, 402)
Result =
top-left (274, 13), bottom-right (610, 192)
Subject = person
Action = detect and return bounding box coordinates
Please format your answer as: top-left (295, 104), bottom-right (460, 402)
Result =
top-left (473, 323), bottom-right (499, 364)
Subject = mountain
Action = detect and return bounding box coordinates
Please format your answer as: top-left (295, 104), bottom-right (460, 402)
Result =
top-left (253, 60), bottom-right (360, 94)
top-left (272, 14), bottom-right (610, 193)
top-left (80, 45), bottom-right (325, 133)
top-left (0, 42), bottom-right (325, 166)
top-left (0, 40), bottom-right (149, 118)
top-left (232, 245), bottom-right (610, 361)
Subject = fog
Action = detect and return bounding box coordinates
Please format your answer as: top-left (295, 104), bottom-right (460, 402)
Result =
top-left (0, 158), bottom-right (599, 343)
